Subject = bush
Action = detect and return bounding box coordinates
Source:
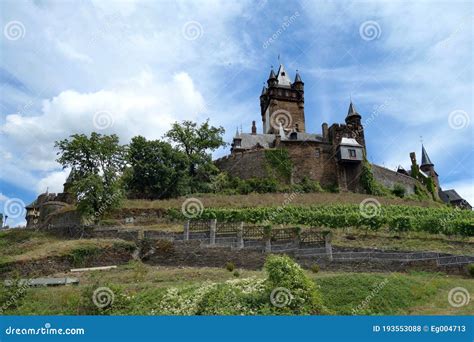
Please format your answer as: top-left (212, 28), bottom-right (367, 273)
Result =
top-left (299, 177), bottom-right (324, 193)
top-left (310, 263), bottom-right (320, 273)
top-left (264, 254), bottom-right (325, 314)
top-left (225, 262), bottom-right (235, 272)
top-left (467, 264), bottom-right (474, 278)
top-left (389, 216), bottom-right (413, 234)
top-left (392, 184), bottom-right (406, 198)
top-left (233, 270), bottom-right (240, 277)
top-left (69, 246), bottom-right (100, 267)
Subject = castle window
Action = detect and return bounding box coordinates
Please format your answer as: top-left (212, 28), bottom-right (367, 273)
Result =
top-left (315, 148), bottom-right (320, 158)
top-left (349, 149), bottom-right (356, 158)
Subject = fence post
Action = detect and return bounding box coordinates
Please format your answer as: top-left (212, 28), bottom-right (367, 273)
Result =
top-left (325, 232), bottom-right (333, 261)
top-left (236, 222), bottom-right (244, 249)
top-left (210, 219), bottom-right (217, 245)
top-left (264, 236), bottom-right (272, 253)
top-left (183, 220), bottom-right (190, 241)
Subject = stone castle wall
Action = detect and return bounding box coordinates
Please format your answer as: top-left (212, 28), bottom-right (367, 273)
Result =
top-left (372, 164), bottom-right (418, 195)
top-left (215, 150), bottom-right (268, 180)
top-left (215, 143), bottom-right (339, 187)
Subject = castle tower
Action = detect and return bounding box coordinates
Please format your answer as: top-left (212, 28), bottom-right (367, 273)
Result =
top-left (260, 64), bottom-right (305, 134)
top-left (420, 144), bottom-right (440, 190)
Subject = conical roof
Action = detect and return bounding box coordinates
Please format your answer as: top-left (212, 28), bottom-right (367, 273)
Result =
top-left (421, 144), bottom-right (433, 166)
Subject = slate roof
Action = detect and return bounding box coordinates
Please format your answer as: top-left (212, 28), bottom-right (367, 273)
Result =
top-left (346, 101), bottom-right (361, 119)
top-left (421, 145), bottom-right (433, 166)
top-left (439, 189), bottom-right (463, 203)
top-left (235, 133), bottom-right (276, 149)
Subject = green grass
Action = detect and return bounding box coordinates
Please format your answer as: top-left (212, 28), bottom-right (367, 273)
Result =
top-left (2, 264), bottom-right (472, 316)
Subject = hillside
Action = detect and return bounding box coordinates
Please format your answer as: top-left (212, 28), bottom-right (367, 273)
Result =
top-left (122, 192), bottom-right (443, 209)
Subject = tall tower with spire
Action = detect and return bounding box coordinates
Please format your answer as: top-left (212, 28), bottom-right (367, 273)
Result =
top-left (260, 64), bottom-right (305, 134)
top-left (420, 144), bottom-right (440, 190)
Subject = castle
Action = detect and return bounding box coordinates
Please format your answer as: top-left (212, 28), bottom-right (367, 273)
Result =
top-left (21, 64), bottom-right (471, 228)
top-left (215, 64), bottom-right (471, 209)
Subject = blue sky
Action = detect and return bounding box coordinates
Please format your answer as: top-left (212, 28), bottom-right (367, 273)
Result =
top-left (0, 0), bottom-right (472, 226)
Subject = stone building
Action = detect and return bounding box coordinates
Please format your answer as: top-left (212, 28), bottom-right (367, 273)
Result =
top-left (216, 64), bottom-right (404, 193)
top-left (25, 172), bottom-right (75, 227)
top-left (215, 64), bottom-right (471, 208)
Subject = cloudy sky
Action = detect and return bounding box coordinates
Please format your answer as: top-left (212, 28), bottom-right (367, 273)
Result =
top-left (1, 0), bottom-right (472, 226)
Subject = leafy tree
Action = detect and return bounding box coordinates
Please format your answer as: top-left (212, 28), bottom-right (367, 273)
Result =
top-left (164, 119), bottom-right (225, 191)
top-left (124, 136), bottom-right (190, 199)
top-left (55, 133), bottom-right (126, 220)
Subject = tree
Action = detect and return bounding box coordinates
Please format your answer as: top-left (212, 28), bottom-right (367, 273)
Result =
top-left (124, 136), bottom-right (190, 199)
top-left (164, 119), bottom-right (226, 191)
top-left (55, 133), bottom-right (126, 220)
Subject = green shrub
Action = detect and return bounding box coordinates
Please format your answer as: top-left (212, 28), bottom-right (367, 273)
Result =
top-left (467, 264), bottom-right (474, 278)
top-left (69, 246), bottom-right (100, 267)
top-left (233, 270), bottom-right (240, 277)
top-left (264, 254), bottom-right (325, 314)
top-left (299, 177), bottom-right (324, 193)
top-left (392, 184), bottom-right (406, 198)
top-left (389, 216), bottom-right (413, 234)
top-left (310, 263), bottom-right (320, 273)
top-left (225, 262), bottom-right (235, 272)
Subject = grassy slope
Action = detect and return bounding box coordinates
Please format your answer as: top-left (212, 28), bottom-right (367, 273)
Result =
top-left (122, 192), bottom-right (443, 209)
top-left (3, 264), bottom-right (473, 315)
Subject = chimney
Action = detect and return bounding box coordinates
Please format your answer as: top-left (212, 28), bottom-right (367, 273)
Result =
top-left (322, 123), bottom-right (328, 141)
top-left (251, 121), bottom-right (257, 135)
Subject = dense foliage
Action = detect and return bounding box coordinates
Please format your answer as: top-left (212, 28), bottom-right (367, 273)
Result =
top-left (55, 133), bottom-right (126, 220)
top-left (264, 149), bottom-right (293, 182)
top-left (168, 204), bottom-right (474, 237)
top-left (124, 136), bottom-right (189, 199)
top-left (164, 119), bottom-right (226, 192)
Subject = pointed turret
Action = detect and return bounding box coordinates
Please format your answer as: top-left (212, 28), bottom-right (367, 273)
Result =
top-left (420, 144), bottom-right (433, 166)
top-left (345, 101), bottom-right (361, 125)
top-left (267, 67), bottom-right (277, 87)
top-left (293, 70), bottom-right (304, 91)
top-left (419, 144), bottom-right (440, 193)
top-left (261, 86), bottom-right (267, 95)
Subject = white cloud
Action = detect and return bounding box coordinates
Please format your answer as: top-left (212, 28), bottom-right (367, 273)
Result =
top-left (0, 70), bottom-right (206, 191)
top-left (36, 169), bottom-right (70, 194)
top-left (56, 40), bottom-right (93, 64)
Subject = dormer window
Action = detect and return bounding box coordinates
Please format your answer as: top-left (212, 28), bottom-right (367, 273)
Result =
top-left (349, 149), bottom-right (356, 158)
